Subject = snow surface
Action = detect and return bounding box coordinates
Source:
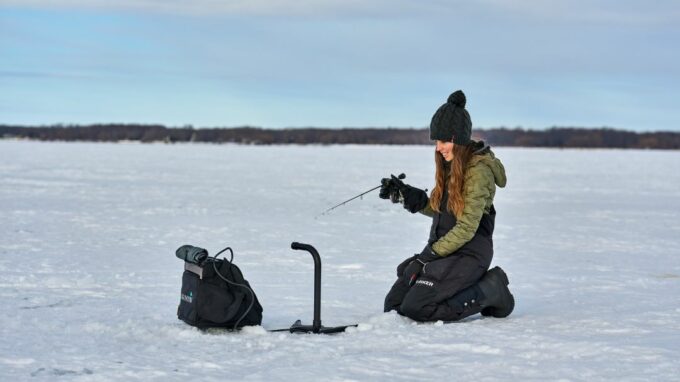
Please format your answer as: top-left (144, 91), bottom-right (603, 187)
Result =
top-left (1, 140), bottom-right (679, 381)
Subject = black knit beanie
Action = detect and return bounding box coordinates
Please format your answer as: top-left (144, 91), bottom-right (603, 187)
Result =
top-left (429, 90), bottom-right (472, 145)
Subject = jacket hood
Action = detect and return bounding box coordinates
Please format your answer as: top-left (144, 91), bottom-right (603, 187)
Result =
top-left (469, 141), bottom-right (507, 187)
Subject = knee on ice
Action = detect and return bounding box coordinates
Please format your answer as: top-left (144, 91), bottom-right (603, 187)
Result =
top-left (399, 296), bottom-right (429, 321)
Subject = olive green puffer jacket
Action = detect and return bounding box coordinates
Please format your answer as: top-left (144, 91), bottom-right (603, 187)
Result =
top-left (420, 142), bottom-right (507, 256)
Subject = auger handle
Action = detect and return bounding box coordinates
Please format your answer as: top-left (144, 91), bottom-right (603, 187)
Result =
top-left (291, 242), bottom-right (322, 332)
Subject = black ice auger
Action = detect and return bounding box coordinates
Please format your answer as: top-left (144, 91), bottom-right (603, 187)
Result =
top-left (270, 242), bottom-right (358, 334)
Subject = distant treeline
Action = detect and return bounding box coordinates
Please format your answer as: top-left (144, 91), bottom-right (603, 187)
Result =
top-left (1, 124), bottom-right (679, 149)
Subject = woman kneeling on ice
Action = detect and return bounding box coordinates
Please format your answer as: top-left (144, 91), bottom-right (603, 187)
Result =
top-left (381, 90), bottom-right (515, 322)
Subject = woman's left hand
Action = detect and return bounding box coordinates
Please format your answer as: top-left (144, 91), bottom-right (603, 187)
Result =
top-left (402, 260), bottom-right (424, 286)
top-left (417, 245), bottom-right (441, 263)
top-left (402, 246), bottom-right (441, 286)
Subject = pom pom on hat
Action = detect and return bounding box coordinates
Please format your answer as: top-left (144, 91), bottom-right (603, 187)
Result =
top-left (447, 90), bottom-right (466, 108)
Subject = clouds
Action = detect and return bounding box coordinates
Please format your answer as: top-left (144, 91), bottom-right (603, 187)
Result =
top-left (2, 0), bottom-right (679, 24)
top-left (0, 0), bottom-right (423, 17)
top-left (1, 2), bottom-right (679, 129)
top-left (477, 0), bottom-right (680, 25)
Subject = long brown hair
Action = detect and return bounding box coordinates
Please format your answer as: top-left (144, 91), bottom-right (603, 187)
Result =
top-left (429, 143), bottom-right (475, 216)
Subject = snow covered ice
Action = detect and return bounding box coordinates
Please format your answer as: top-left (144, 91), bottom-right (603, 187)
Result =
top-left (1, 140), bottom-right (679, 381)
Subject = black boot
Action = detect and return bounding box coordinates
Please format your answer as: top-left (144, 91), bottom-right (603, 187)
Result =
top-left (445, 284), bottom-right (485, 321)
top-left (478, 266), bottom-right (515, 318)
top-left (445, 266), bottom-right (515, 321)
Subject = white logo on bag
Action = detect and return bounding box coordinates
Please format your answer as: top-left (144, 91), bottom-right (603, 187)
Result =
top-left (415, 280), bottom-right (434, 287)
top-left (181, 292), bottom-right (193, 303)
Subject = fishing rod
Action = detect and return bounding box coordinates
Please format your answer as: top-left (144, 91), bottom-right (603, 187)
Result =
top-left (316, 173), bottom-right (406, 218)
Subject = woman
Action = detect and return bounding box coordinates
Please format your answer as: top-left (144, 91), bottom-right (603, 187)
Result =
top-left (381, 90), bottom-right (514, 322)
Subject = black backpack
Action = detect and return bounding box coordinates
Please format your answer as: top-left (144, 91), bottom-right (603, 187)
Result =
top-left (177, 246), bottom-right (263, 329)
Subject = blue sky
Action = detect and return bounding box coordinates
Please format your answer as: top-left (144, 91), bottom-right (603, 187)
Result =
top-left (1, 1), bottom-right (679, 131)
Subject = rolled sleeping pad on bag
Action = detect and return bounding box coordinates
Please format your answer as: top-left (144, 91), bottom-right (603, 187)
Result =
top-left (175, 245), bottom-right (208, 265)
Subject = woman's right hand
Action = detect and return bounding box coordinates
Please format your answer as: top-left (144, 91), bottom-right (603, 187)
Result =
top-left (379, 176), bottom-right (401, 202)
top-left (379, 175), bottom-right (429, 213)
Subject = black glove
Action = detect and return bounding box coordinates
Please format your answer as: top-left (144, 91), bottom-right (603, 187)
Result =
top-left (402, 260), bottom-right (424, 287)
top-left (402, 246), bottom-right (441, 286)
top-left (396, 255), bottom-right (417, 277)
top-left (380, 175), bottom-right (429, 213)
top-left (379, 176), bottom-right (401, 203)
top-left (417, 245), bottom-right (440, 263)
top-left (400, 184), bottom-right (429, 213)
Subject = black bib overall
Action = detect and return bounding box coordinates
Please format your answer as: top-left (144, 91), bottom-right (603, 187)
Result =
top-left (384, 188), bottom-right (495, 322)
